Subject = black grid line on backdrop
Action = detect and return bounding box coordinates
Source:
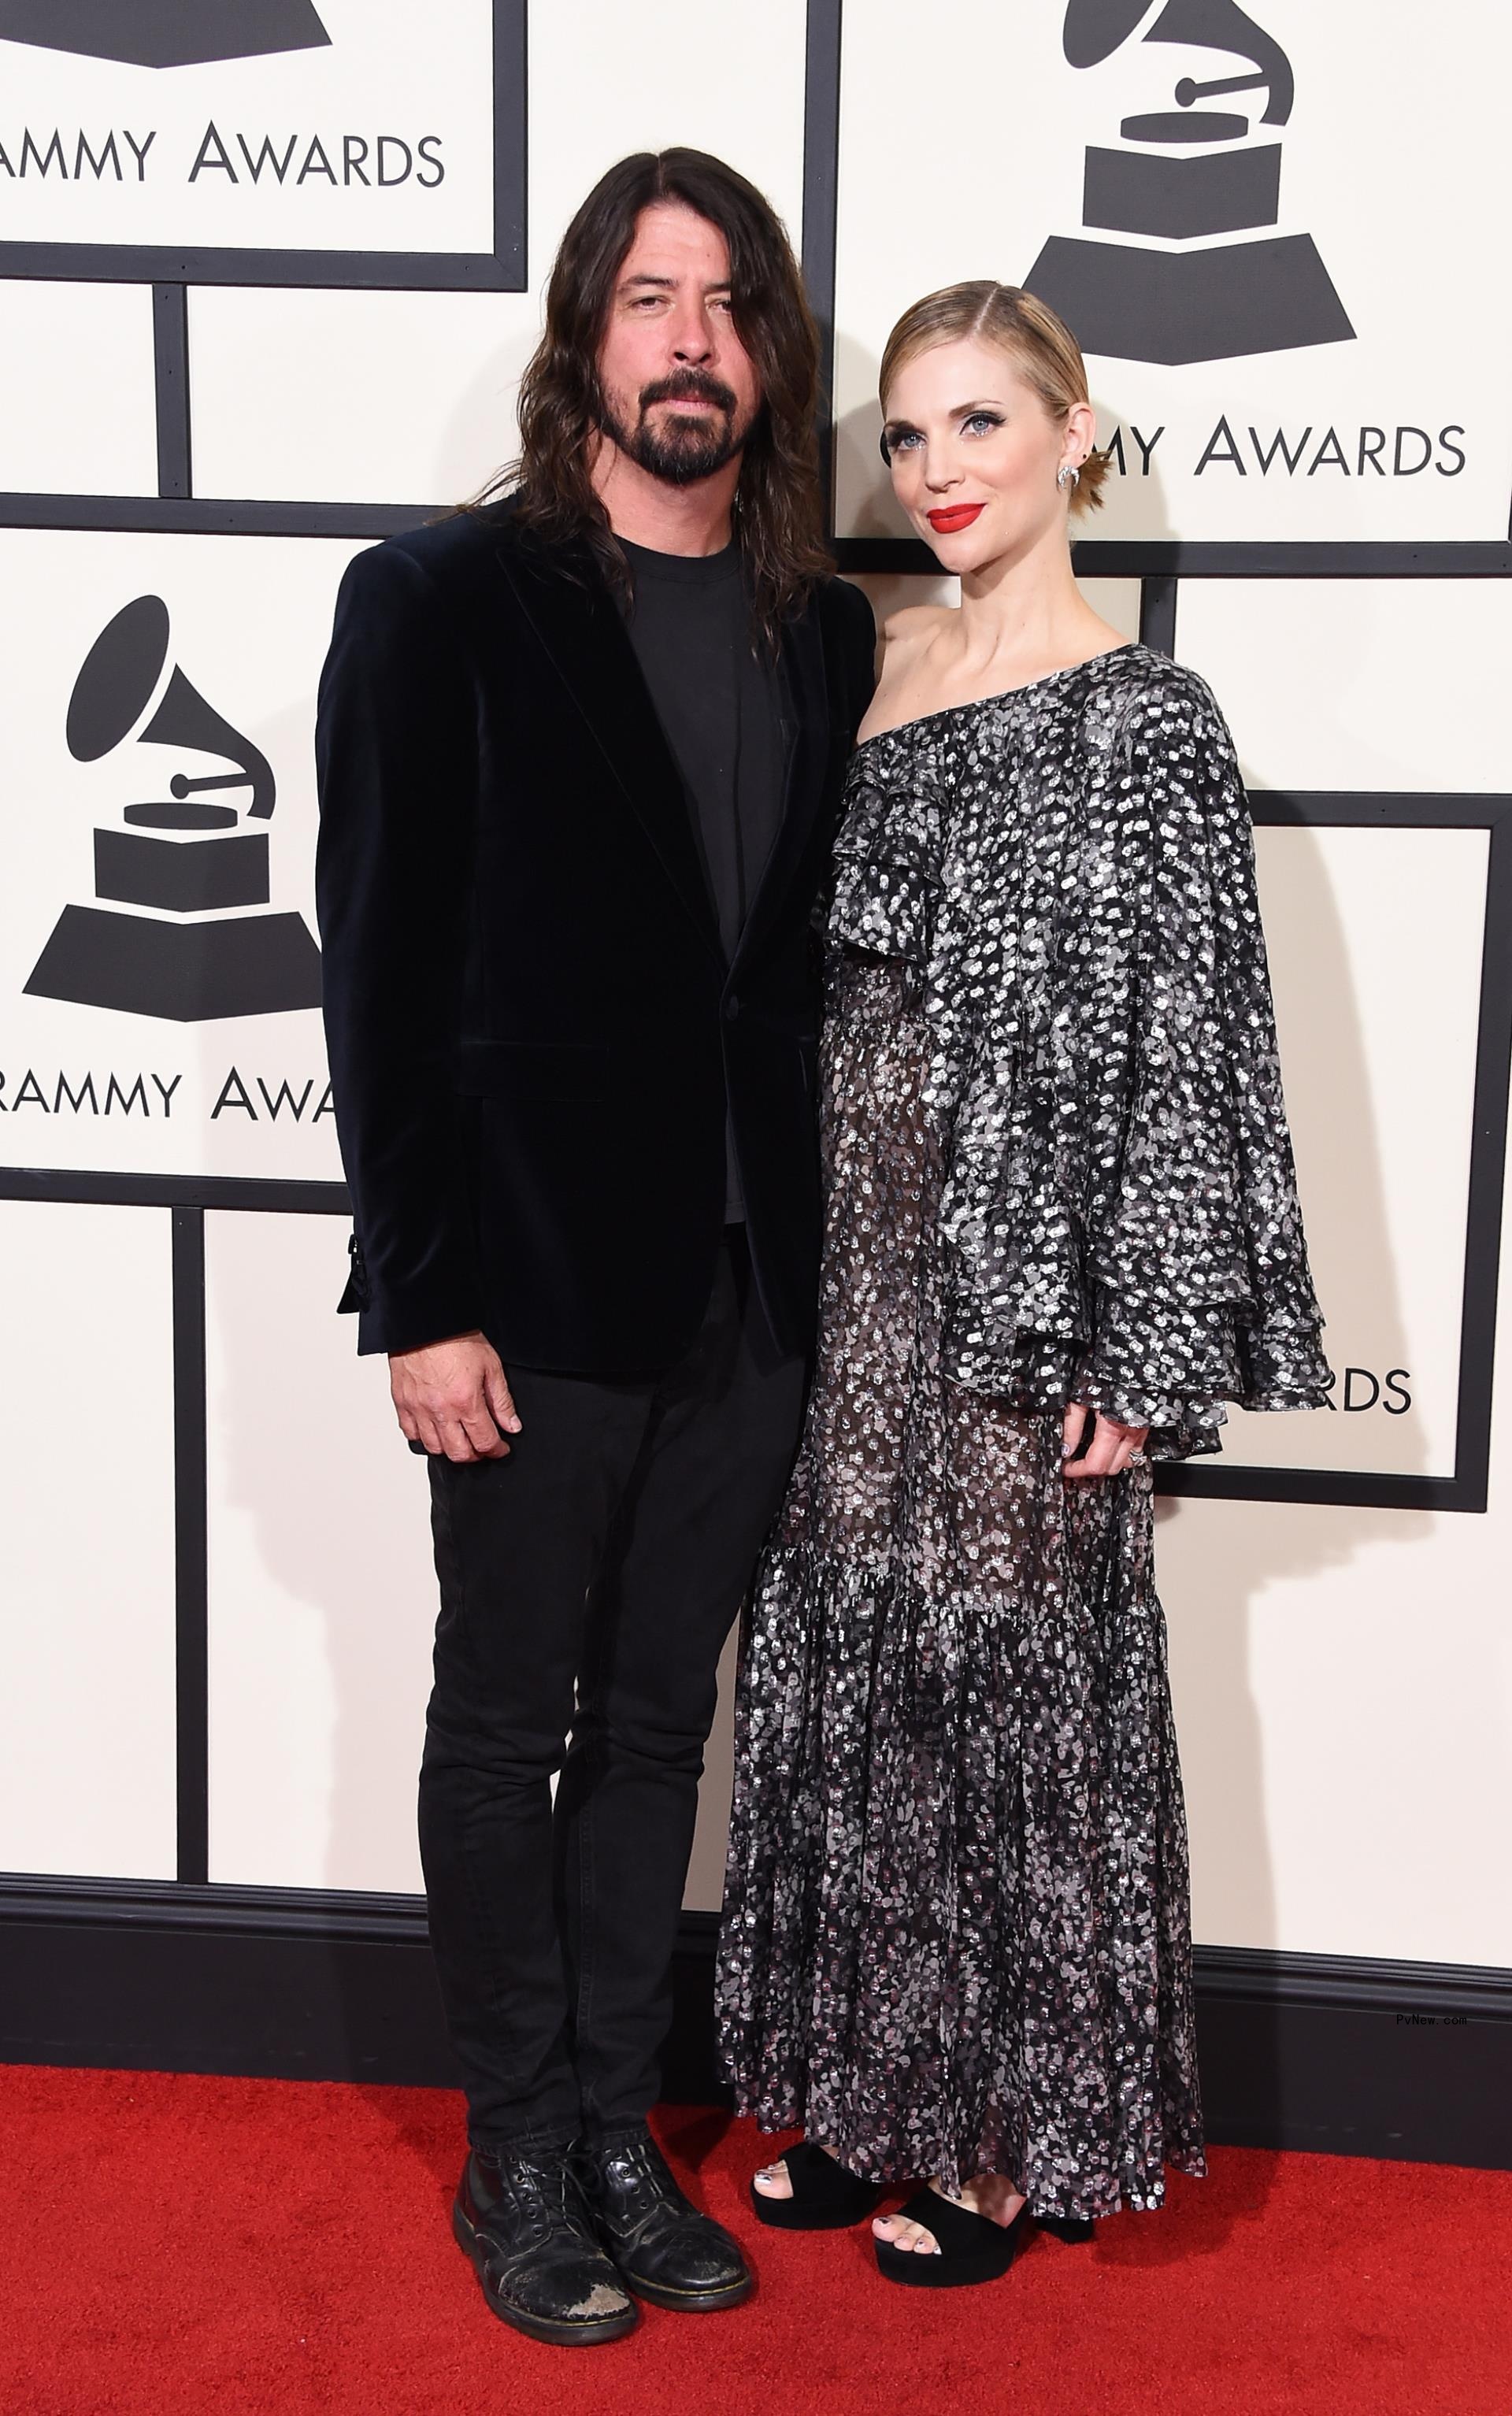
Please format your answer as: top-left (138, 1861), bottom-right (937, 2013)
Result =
top-left (6, 780), bottom-right (1504, 1515)
top-left (150, 287), bottom-right (192, 500)
top-left (4, 495), bottom-right (1512, 573)
top-left (802, 0), bottom-right (843, 532)
top-left (170, 1207), bottom-right (209, 1886)
top-left (1169, 791), bottom-right (1512, 1517)
top-left (0, 0), bottom-right (1509, 1923)
top-left (0, 0), bottom-right (528, 295)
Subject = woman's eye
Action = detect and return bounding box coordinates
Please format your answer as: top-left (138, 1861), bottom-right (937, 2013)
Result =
top-left (964, 412), bottom-right (1003, 436)
top-left (888, 429), bottom-right (922, 453)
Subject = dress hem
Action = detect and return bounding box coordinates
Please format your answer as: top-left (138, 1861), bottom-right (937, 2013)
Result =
top-left (723, 2082), bottom-right (1208, 2219)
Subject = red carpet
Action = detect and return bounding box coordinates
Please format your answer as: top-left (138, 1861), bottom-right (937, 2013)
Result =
top-left (2, 2066), bottom-right (1508, 2415)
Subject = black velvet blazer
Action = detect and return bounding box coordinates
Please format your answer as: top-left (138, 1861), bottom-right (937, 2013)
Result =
top-left (313, 498), bottom-right (876, 1372)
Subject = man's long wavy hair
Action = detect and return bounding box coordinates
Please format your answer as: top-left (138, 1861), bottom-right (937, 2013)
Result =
top-left (480, 149), bottom-right (832, 642)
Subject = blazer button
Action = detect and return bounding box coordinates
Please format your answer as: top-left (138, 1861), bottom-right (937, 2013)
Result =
top-left (724, 997), bottom-right (740, 1021)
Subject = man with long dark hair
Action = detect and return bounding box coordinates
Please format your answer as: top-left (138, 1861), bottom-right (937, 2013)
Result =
top-left (315, 150), bottom-right (875, 2347)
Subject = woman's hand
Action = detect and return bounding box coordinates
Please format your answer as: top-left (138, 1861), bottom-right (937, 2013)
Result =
top-left (1062, 1401), bottom-right (1148, 1480)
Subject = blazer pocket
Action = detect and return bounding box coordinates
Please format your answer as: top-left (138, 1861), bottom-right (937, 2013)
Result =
top-left (453, 1038), bottom-right (616, 1104)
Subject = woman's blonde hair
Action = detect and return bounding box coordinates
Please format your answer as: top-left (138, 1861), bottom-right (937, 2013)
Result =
top-left (879, 280), bottom-right (1111, 514)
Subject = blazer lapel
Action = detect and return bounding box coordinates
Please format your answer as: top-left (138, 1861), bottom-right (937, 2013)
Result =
top-left (733, 587), bottom-right (832, 972)
top-left (498, 535), bottom-right (722, 960)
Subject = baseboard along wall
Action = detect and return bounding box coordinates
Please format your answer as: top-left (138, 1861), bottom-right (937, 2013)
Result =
top-left (2, 1878), bottom-right (1507, 2172)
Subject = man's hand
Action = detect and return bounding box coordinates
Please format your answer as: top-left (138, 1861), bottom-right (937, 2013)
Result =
top-left (389, 1331), bottom-right (521, 1462)
top-left (1062, 1400), bottom-right (1148, 1480)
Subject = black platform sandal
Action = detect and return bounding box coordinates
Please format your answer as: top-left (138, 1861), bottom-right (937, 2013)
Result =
top-left (749, 2141), bottom-right (882, 2231)
top-left (1037, 2214), bottom-right (1095, 2244)
top-left (874, 2191), bottom-right (1034, 2288)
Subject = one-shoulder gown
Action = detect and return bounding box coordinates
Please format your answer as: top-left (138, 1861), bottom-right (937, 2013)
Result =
top-left (713, 646), bottom-right (1331, 2217)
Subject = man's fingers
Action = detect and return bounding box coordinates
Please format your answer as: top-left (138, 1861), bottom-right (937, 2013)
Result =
top-left (388, 1336), bottom-right (516, 1456)
top-left (393, 1385), bottom-right (511, 1459)
top-left (483, 1362), bottom-right (522, 1436)
top-left (441, 1421), bottom-right (484, 1463)
top-left (460, 1404), bottom-right (509, 1459)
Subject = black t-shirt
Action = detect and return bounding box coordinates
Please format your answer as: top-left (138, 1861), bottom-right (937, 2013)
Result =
top-left (621, 536), bottom-right (791, 1220)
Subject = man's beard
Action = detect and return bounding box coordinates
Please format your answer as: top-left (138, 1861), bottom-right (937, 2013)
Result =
top-left (600, 369), bottom-right (750, 487)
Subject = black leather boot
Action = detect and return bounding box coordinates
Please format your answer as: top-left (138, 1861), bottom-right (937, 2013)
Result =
top-left (576, 2127), bottom-right (753, 2312)
top-left (452, 2145), bottom-right (639, 2346)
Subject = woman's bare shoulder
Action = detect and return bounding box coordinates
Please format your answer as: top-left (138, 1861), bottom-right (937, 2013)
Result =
top-left (855, 604), bottom-right (958, 743)
top-left (880, 601), bottom-right (952, 651)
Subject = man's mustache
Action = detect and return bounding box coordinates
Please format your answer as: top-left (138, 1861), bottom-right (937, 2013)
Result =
top-left (639, 372), bottom-right (738, 417)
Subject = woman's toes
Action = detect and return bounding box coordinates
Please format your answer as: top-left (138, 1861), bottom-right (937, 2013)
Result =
top-left (753, 2160), bottom-right (792, 2199)
top-left (872, 2214), bottom-right (939, 2254)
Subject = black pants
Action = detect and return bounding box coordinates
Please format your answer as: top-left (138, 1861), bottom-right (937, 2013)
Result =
top-left (417, 1232), bottom-right (806, 2151)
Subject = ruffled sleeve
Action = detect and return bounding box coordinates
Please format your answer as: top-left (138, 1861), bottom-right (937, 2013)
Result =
top-left (1071, 669), bottom-right (1332, 1458)
top-left (827, 736), bottom-right (945, 966)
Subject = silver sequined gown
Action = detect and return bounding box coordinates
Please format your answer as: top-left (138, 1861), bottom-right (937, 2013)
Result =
top-left (715, 645), bottom-right (1331, 2217)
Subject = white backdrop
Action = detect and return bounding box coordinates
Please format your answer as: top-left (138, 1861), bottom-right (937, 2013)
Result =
top-left (0, 4), bottom-right (501, 258)
top-left (0, 530), bottom-right (354, 1179)
top-left (0, 0), bottom-right (1509, 1983)
top-left (833, 4), bottom-right (1512, 543)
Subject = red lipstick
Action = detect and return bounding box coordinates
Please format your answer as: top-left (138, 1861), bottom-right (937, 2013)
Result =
top-left (926, 502), bottom-right (985, 534)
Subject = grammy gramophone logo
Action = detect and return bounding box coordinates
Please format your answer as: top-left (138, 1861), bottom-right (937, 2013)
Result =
top-left (0, 0), bottom-right (330, 69)
top-left (1025, 0), bottom-right (1354, 366)
top-left (24, 595), bottom-right (322, 1023)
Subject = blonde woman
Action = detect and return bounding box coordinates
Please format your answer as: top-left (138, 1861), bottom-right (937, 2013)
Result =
top-left (715, 283), bottom-right (1329, 2287)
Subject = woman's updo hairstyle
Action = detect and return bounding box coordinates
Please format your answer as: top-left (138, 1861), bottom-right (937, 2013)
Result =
top-left (878, 280), bottom-right (1112, 514)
